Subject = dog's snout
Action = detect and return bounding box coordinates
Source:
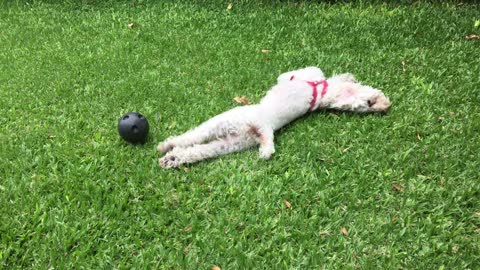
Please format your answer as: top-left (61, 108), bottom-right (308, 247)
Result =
top-left (372, 96), bottom-right (391, 112)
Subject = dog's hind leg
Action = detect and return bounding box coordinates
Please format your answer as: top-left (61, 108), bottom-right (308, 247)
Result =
top-left (157, 115), bottom-right (238, 153)
top-left (159, 136), bottom-right (256, 168)
top-left (157, 124), bottom-right (215, 153)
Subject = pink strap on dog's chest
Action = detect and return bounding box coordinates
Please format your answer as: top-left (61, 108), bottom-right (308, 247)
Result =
top-left (290, 75), bottom-right (328, 111)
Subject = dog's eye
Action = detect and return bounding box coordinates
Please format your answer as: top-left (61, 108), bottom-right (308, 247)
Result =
top-left (367, 99), bottom-right (376, 107)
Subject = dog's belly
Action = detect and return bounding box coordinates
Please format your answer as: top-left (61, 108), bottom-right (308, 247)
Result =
top-left (202, 105), bottom-right (263, 135)
top-left (213, 105), bottom-right (261, 123)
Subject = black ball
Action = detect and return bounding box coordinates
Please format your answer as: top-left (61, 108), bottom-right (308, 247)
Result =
top-left (118, 112), bottom-right (149, 144)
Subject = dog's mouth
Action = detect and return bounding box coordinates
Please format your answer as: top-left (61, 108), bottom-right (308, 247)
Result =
top-left (367, 95), bottom-right (391, 112)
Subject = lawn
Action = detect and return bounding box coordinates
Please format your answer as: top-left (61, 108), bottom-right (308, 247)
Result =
top-left (1, 0), bottom-right (479, 269)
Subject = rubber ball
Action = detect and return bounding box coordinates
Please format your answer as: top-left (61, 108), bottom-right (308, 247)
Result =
top-left (118, 112), bottom-right (149, 144)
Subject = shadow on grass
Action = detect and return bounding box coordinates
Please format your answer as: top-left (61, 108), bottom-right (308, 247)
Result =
top-left (275, 108), bottom-right (391, 136)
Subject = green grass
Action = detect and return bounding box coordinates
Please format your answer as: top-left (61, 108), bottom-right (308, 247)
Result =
top-left (1, 1), bottom-right (479, 268)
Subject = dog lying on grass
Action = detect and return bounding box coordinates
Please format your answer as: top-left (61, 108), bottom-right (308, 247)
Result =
top-left (157, 67), bottom-right (391, 168)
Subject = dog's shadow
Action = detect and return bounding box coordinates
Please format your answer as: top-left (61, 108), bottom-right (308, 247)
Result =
top-left (275, 109), bottom-right (389, 137)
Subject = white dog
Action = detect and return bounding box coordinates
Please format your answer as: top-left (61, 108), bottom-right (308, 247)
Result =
top-left (157, 67), bottom-right (391, 168)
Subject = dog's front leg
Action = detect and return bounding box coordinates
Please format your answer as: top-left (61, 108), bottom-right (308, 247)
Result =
top-left (258, 127), bottom-right (275, 160)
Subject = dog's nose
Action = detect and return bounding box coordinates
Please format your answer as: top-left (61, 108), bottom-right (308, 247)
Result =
top-left (377, 97), bottom-right (392, 111)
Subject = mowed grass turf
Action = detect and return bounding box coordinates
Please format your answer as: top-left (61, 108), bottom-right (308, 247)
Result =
top-left (1, 1), bottom-right (479, 268)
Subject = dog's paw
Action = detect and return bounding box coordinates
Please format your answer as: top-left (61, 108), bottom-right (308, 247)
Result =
top-left (159, 154), bottom-right (182, 169)
top-left (259, 146), bottom-right (275, 160)
top-left (157, 141), bottom-right (174, 153)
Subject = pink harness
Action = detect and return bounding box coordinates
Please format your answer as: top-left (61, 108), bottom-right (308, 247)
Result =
top-left (290, 75), bottom-right (328, 111)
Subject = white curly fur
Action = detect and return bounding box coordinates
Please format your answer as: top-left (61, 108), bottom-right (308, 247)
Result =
top-left (157, 67), bottom-right (391, 168)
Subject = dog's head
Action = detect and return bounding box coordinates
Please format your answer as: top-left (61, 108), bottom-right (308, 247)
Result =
top-left (327, 83), bottom-right (391, 113)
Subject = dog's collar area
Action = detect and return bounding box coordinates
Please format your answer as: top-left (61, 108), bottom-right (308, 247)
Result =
top-left (289, 75), bottom-right (328, 111)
